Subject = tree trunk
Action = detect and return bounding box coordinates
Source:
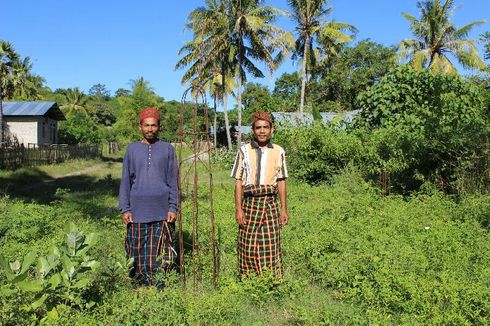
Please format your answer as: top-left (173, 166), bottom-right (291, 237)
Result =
top-left (299, 36), bottom-right (310, 115)
top-left (237, 72), bottom-right (242, 147)
top-left (0, 83), bottom-right (4, 146)
top-left (223, 93), bottom-right (232, 151)
top-left (236, 29), bottom-right (244, 147)
top-left (213, 94), bottom-right (217, 148)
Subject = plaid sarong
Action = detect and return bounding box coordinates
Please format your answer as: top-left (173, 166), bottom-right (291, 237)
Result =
top-left (125, 221), bottom-right (176, 286)
top-left (238, 184), bottom-right (283, 276)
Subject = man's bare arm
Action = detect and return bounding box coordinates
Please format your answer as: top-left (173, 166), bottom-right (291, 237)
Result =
top-left (235, 180), bottom-right (245, 226)
top-left (277, 179), bottom-right (289, 226)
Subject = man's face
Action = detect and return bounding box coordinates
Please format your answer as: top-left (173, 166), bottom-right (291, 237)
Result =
top-left (139, 118), bottom-right (160, 142)
top-left (252, 119), bottom-right (273, 144)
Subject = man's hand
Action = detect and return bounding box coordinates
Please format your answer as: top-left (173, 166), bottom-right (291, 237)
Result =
top-left (122, 211), bottom-right (133, 225)
top-left (280, 210), bottom-right (289, 227)
top-left (167, 211), bottom-right (177, 223)
top-left (236, 209), bottom-right (246, 227)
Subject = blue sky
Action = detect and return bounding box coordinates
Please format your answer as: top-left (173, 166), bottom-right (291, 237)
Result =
top-left (2, 0), bottom-right (489, 102)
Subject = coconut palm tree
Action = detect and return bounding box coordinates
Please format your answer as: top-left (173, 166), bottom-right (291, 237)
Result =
top-left (229, 0), bottom-right (293, 144)
top-left (176, 0), bottom-right (235, 150)
top-left (288, 0), bottom-right (357, 114)
top-left (0, 40), bottom-right (19, 145)
top-left (60, 87), bottom-right (88, 116)
top-left (178, 0), bottom-right (293, 146)
top-left (9, 56), bottom-right (44, 100)
top-left (398, 0), bottom-right (486, 74)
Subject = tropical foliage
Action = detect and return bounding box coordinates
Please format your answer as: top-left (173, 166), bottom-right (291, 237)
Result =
top-left (177, 0), bottom-right (293, 146)
top-left (288, 0), bottom-right (357, 113)
top-left (0, 160), bottom-right (488, 324)
top-left (398, 0), bottom-right (486, 74)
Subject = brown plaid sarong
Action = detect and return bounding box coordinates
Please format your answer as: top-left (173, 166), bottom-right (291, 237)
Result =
top-left (238, 184), bottom-right (283, 276)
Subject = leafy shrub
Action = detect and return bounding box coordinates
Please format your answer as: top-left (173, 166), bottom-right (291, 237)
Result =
top-left (354, 65), bottom-right (490, 193)
top-left (284, 171), bottom-right (490, 324)
top-left (0, 222), bottom-right (99, 323)
top-left (0, 198), bottom-right (66, 258)
top-left (274, 124), bottom-right (366, 185)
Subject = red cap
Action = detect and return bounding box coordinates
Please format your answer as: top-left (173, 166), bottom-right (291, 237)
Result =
top-left (139, 107), bottom-right (160, 123)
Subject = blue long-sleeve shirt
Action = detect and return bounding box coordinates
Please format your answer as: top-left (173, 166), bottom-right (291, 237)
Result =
top-left (118, 140), bottom-right (179, 223)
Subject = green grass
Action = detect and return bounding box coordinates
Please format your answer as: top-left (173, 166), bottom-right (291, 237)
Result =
top-left (0, 158), bottom-right (489, 325)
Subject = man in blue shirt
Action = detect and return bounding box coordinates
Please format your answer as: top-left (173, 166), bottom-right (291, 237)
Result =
top-left (119, 107), bottom-right (179, 287)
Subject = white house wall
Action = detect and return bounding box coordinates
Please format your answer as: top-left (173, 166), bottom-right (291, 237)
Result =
top-left (4, 116), bottom-right (59, 146)
top-left (4, 117), bottom-right (38, 146)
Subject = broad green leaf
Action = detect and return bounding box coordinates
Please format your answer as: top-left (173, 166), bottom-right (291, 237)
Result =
top-left (11, 272), bottom-right (28, 284)
top-left (64, 221), bottom-right (77, 234)
top-left (81, 260), bottom-right (100, 270)
top-left (83, 232), bottom-right (98, 247)
top-left (20, 251), bottom-right (37, 275)
top-left (48, 273), bottom-right (61, 289)
top-left (43, 307), bottom-right (59, 322)
top-left (0, 256), bottom-right (15, 281)
top-left (9, 260), bottom-right (21, 273)
top-left (17, 279), bottom-right (44, 292)
top-left (73, 278), bottom-right (90, 289)
top-left (66, 231), bottom-right (84, 255)
top-left (31, 293), bottom-right (48, 310)
top-left (60, 270), bottom-right (70, 285)
top-left (60, 255), bottom-right (75, 279)
top-left (37, 257), bottom-right (52, 278)
top-left (47, 247), bottom-right (60, 266)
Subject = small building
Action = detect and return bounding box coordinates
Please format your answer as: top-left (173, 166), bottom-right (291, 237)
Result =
top-left (2, 101), bottom-right (66, 147)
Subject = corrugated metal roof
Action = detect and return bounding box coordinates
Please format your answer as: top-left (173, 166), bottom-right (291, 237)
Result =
top-left (272, 112), bottom-right (314, 126)
top-left (2, 101), bottom-right (65, 120)
top-left (320, 110), bottom-right (360, 125)
top-left (272, 110), bottom-right (360, 127)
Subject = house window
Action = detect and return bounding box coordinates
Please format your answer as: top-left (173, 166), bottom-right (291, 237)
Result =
top-left (42, 122), bottom-right (46, 138)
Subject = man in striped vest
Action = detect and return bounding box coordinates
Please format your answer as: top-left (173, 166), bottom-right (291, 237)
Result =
top-left (231, 111), bottom-right (289, 277)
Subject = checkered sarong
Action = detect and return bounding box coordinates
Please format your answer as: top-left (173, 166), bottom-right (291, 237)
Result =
top-left (238, 185), bottom-right (283, 276)
top-left (125, 221), bottom-right (176, 286)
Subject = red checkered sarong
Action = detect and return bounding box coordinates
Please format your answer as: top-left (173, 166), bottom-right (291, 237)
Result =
top-left (238, 185), bottom-right (283, 276)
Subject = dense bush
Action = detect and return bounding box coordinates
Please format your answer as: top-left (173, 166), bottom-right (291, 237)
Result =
top-left (274, 66), bottom-right (489, 194)
top-left (355, 65), bottom-right (490, 193)
top-left (274, 123), bottom-right (419, 192)
top-left (274, 124), bottom-right (367, 185)
top-left (59, 112), bottom-right (102, 145)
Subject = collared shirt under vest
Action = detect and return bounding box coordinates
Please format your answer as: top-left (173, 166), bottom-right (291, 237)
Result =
top-left (231, 140), bottom-right (288, 186)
